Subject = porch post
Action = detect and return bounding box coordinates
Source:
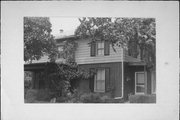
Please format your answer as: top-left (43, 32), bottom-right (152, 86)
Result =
top-left (144, 63), bottom-right (147, 94)
top-left (31, 71), bottom-right (35, 89)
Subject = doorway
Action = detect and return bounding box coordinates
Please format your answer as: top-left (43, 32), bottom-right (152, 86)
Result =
top-left (135, 72), bottom-right (146, 94)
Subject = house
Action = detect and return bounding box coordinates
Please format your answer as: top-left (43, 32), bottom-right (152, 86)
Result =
top-left (24, 35), bottom-right (156, 101)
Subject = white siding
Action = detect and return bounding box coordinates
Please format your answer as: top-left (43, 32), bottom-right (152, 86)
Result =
top-left (25, 38), bottom-right (141, 65)
top-left (75, 39), bottom-right (123, 64)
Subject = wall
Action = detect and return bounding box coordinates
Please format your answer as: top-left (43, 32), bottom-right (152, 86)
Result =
top-left (75, 39), bottom-right (124, 64)
top-left (26, 38), bottom-right (141, 65)
top-left (124, 64), bottom-right (153, 100)
top-left (79, 62), bottom-right (122, 98)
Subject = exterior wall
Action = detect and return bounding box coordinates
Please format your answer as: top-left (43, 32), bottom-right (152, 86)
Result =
top-left (79, 62), bottom-right (122, 98)
top-left (75, 39), bottom-right (124, 64)
top-left (25, 38), bottom-right (141, 64)
top-left (124, 63), bottom-right (153, 100)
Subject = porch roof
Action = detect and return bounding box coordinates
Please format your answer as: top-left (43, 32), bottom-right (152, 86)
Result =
top-left (24, 62), bottom-right (47, 71)
top-left (128, 62), bottom-right (146, 66)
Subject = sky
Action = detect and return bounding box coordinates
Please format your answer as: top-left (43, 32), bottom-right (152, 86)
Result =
top-left (50, 17), bottom-right (80, 37)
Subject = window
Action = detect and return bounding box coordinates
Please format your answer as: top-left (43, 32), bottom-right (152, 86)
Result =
top-left (135, 72), bottom-right (146, 94)
top-left (97, 41), bottom-right (104, 56)
top-left (90, 41), bottom-right (109, 56)
top-left (58, 46), bottom-right (63, 52)
top-left (57, 46), bottom-right (63, 58)
top-left (94, 69), bottom-right (105, 92)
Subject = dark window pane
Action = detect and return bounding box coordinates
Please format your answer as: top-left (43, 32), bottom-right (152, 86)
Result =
top-left (136, 85), bottom-right (145, 92)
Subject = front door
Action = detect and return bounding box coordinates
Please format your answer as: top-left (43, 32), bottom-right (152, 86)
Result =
top-left (135, 72), bottom-right (146, 94)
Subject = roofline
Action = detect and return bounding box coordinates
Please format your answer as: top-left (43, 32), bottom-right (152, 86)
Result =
top-left (128, 62), bottom-right (146, 66)
top-left (55, 35), bottom-right (79, 41)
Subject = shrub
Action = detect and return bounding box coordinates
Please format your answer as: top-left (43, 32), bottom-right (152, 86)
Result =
top-left (46, 62), bottom-right (90, 98)
top-left (25, 89), bottom-right (56, 103)
top-left (25, 89), bottom-right (38, 103)
top-left (129, 94), bottom-right (156, 103)
top-left (36, 89), bottom-right (55, 101)
top-left (79, 93), bottom-right (108, 103)
top-left (56, 89), bottom-right (82, 103)
top-left (55, 91), bottom-right (125, 103)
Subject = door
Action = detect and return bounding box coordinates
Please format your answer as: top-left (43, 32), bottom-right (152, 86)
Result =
top-left (135, 72), bottom-right (146, 94)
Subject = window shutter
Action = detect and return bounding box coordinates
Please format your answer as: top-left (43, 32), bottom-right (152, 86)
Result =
top-left (104, 41), bottom-right (110, 56)
top-left (89, 68), bottom-right (95, 92)
top-left (90, 42), bottom-right (96, 56)
top-left (105, 68), bottom-right (110, 92)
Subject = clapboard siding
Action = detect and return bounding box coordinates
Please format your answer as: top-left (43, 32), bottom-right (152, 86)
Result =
top-left (27, 38), bottom-right (141, 64)
top-left (75, 39), bottom-right (123, 64)
top-left (79, 62), bottom-right (122, 98)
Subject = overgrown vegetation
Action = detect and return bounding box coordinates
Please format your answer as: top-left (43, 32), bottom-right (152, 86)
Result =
top-left (75, 17), bottom-right (156, 69)
top-left (24, 17), bottom-right (58, 63)
top-left (129, 94), bottom-right (156, 103)
top-left (45, 62), bottom-right (90, 99)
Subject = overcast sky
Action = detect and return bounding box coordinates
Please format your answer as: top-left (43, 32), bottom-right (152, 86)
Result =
top-left (50, 17), bottom-right (80, 37)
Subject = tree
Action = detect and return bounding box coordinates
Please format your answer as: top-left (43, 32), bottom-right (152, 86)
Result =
top-left (46, 62), bottom-right (89, 97)
top-left (75, 17), bottom-right (156, 69)
top-left (24, 17), bottom-right (57, 62)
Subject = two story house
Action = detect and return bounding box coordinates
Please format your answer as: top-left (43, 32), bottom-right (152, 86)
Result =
top-left (24, 35), bottom-right (156, 100)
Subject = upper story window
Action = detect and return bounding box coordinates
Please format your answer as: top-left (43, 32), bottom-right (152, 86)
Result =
top-left (58, 46), bottom-right (63, 52)
top-left (97, 41), bottom-right (104, 56)
top-left (57, 45), bottom-right (63, 58)
top-left (90, 40), bottom-right (110, 57)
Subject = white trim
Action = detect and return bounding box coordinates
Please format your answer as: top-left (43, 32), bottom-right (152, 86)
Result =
top-left (135, 72), bottom-right (147, 94)
top-left (114, 97), bottom-right (122, 99)
top-left (151, 71), bottom-right (156, 94)
top-left (121, 48), bottom-right (124, 98)
top-left (94, 68), bottom-right (105, 93)
top-left (114, 48), bottom-right (124, 99)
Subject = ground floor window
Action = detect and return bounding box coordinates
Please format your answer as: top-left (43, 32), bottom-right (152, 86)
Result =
top-left (94, 68), bottom-right (105, 92)
top-left (135, 72), bottom-right (147, 94)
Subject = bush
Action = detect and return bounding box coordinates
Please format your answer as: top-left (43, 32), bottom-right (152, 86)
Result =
top-left (129, 94), bottom-right (156, 103)
top-left (80, 93), bottom-right (102, 103)
top-left (25, 89), bottom-right (56, 103)
top-left (55, 91), bottom-right (125, 103)
top-left (46, 62), bottom-right (90, 98)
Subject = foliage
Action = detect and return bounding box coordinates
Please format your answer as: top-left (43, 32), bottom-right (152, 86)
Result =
top-left (62, 39), bottom-right (78, 64)
top-left (129, 94), bottom-right (156, 103)
top-left (79, 93), bottom-right (103, 103)
top-left (24, 17), bottom-right (58, 62)
top-left (25, 89), bottom-right (38, 103)
top-left (75, 17), bottom-right (156, 68)
top-left (62, 91), bottom-right (124, 103)
top-left (25, 89), bottom-right (56, 103)
top-left (46, 62), bottom-right (89, 98)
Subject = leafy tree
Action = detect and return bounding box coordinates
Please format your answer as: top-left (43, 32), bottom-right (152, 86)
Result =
top-left (24, 17), bottom-right (57, 62)
top-left (75, 17), bottom-right (156, 69)
top-left (46, 62), bottom-right (89, 97)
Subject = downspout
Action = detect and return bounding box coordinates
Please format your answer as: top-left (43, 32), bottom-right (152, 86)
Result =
top-left (144, 61), bottom-right (146, 94)
top-left (115, 47), bottom-right (124, 99)
top-left (121, 47), bottom-right (124, 98)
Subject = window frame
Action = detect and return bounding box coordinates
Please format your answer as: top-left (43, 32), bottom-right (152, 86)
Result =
top-left (57, 45), bottom-right (64, 58)
top-left (96, 41), bottom-right (105, 56)
top-left (94, 68), bottom-right (105, 93)
top-left (135, 72), bottom-right (147, 94)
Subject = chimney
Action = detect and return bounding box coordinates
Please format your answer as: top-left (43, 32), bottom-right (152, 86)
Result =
top-left (59, 29), bottom-right (64, 34)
